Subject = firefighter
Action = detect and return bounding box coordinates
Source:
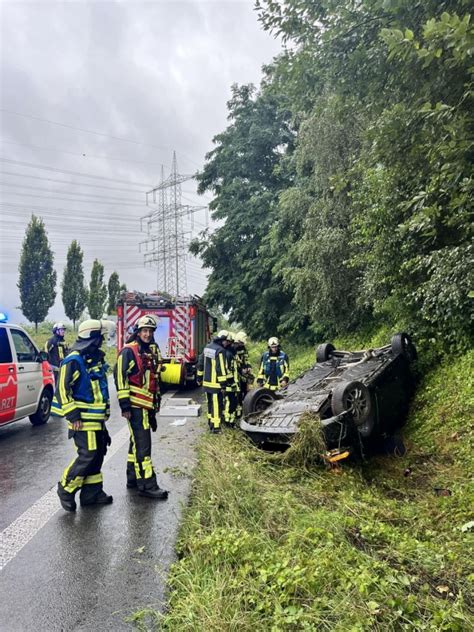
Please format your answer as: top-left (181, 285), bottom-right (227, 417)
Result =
top-left (233, 331), bottom-right (253, 419)
top-left (223, 332), bottom-right (239, 427)
top-left (45, 322), bottom-right (69, 383)
top-left (114, 314), bottom-right (168, 499)
top-left (54, 319), bottom-right (115, 512)
top-left (256, 337), bottom-right (290, 391)
top-left (196, 330), bottom-right (231, 433)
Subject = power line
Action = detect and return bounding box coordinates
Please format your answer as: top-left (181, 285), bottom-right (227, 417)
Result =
top-left (0, 157), bottom-right (152, 187)
top-left (0, 181), bottom-right (144, 203)
top-left (0, 108), bottom-right (203, 169)
top-left (0, 170), bottom-right (148, 194)
top-left (0, 190), bottom-right (145, 207)
top-left (0, 139), bottom-right (162, 168)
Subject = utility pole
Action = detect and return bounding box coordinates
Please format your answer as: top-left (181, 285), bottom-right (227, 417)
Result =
top-left (140, 152), bottom-right (206, 298)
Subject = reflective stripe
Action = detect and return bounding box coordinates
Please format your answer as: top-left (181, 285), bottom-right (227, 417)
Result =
top-left (67, 421), bottom-right (103, 431)
top-left (87, 431), bottom-right (97, 451)
top-left (142, 456), bottom-right (153, 479)
top-left (83, 473), bottom-right (103, 485)
top-left (63, 476), bottom-right (84, 493)
top-left (142, 408), bottom-right (150, 430)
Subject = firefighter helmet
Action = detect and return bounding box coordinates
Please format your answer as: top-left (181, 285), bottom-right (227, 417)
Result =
top-left (217, 329), bottom-right (229, 340)
top-left (268, 336), bottom-right (280, 346)
top-left (78, 319), bottom-right (115, 340)
top-left (135, 314), bottom-right (158, 330)
top-left (53, 322), bottom-right (66, 334)
top-left (234, 331), bottom-right (247, 344)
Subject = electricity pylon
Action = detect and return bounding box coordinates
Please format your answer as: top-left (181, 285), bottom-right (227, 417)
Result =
top-left (140, 152), bottom-right (206, 298)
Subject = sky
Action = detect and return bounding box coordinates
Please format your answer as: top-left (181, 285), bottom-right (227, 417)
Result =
top-left (0, 0), bottom-right (282, 325)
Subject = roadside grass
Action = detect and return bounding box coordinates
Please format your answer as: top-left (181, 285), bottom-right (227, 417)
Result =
top-left (158, 341), bottom-right (474, 631)
top-left (23, 322), bottom-right (118, 369)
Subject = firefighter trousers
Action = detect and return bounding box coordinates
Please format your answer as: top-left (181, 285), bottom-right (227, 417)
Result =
top-left (127, 407), bottom-right (158, 491)
top-left (205, 391), bottom-right (224, 429)
top-left (224, 390), bottom-right (238, 424)
top-left (59, 429), bottom-right (107, 502)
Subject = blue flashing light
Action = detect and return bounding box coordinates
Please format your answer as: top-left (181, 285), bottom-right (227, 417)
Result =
top-left (0, 312), bottom-right (8, 323)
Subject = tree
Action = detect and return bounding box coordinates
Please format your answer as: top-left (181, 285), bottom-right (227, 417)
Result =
top-left (62, 240), bottom-right (87, 330)
top-left (87, 259), bottom-right (107, 319)
top-left (17, 215), bottom-right (56, 332)
top-left (107, 271), bottom-right (121, 314)
top-left (191, 83), bottom-right (296, 339)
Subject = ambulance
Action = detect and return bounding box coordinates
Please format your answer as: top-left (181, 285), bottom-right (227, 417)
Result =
top-left (116, 291), bottom-right (216, 387)
top-left (0, 317), bottom-right (55, 427)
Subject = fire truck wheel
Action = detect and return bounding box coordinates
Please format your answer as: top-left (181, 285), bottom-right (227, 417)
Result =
top-left (29, 388), bottom-right (52, 426)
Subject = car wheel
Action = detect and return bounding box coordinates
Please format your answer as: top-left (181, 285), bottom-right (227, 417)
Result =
top-left (29, 388), bottom-right (52, 426)
top-left (332, 380), bottom-right (372, 426)
top-left (316, 343), bottom-right (335, 363)
top-left (242, 387), bottom-right (281, 417)
top-left (391, 333), bottom-right (417, 362)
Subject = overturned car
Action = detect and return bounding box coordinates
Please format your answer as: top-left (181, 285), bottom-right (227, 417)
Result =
top-left (240, 333), bottom-right (417, 461)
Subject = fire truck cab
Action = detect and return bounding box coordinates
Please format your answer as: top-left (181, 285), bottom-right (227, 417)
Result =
top-left (117, 292), bottom-right (216, 387)
top-left (0, 318), bottom-right (55, 428)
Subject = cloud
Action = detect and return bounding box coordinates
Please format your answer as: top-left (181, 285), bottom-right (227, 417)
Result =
top-left (0, 0), bottom-right (281, 323)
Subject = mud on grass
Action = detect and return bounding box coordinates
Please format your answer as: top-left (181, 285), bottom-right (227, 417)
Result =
top-left (156, 348), bottom-right (473, 631)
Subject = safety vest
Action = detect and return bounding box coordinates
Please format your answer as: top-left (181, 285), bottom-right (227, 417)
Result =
top-left (122, 342), bottom-right (158, 410)
top-left (52, 351), bottom-right (109, 428)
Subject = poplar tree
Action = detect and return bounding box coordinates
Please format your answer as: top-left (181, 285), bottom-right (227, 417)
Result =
top-left (107, 271), bottom-right (121, 314)
top-left (17, 215), bottom-right (56, 332)
top-left (62, 240), bottom-right (87, 330)
top-left (87, 259), bottom-right (107, 319)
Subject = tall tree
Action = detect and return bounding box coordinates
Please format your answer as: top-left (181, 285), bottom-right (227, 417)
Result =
top-left (191, 84), bottom-right (296, 339)
top-left (107, 271), bottom-right (121, 314)
top-left (17, 215), bottom-right (56, 332)
top-left (87, 259), bottom-right (107, 319)
top-left (62, 240), bottom-right (87, 330)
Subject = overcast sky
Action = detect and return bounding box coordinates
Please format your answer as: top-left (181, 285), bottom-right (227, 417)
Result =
top-left (0, 0), bottom-right (282, 325)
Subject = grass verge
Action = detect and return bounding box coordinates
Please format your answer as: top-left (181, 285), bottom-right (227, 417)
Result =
top-left (158, 343), bottom-right (473, 631)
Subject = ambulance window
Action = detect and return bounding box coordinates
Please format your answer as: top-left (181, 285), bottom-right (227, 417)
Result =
top-left (10, 329), bottom-right (37, 362)
top-left (0, 328), bottom-right (13, 363)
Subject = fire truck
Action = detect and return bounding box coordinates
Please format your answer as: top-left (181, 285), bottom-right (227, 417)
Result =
top-left (116, 291), bottom-right (216, 387)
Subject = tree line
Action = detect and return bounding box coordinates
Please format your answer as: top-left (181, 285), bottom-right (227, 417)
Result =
top-left (191, 1), bottom-right (473, 352)
top-left (17, 214), bottom-right (126, 330)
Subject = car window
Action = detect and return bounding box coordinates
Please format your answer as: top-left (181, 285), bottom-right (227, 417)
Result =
top-left (0, 327), bottom-right (13, 363)
top-left (10, 329), bottom-right (37, 363)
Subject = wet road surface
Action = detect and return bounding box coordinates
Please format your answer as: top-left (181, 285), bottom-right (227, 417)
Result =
top-left (0, 385), bottom-right (205, 631)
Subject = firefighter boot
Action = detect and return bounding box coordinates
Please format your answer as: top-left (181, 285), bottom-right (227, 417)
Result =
top-left (57, 482), bottom-right (77, 512)
top-left (138, 485), bottom-right (169, 500)
top-left (80, 490), bottom-right (113, 506)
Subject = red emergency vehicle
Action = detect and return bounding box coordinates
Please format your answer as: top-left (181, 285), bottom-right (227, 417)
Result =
top-left (0, 319), bottom-right (55, 427)
top-left (116, 292), bottom-right (216, 387)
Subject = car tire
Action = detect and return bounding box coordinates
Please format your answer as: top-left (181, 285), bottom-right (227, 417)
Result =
top-left (29, 388), bottom-right (52, 426)
top-left (316, 343), bottom-right (335, 363)
top-left (242, 387), bottom-right (281, 417)
top-left (332, 380), bottom-right (372, 429)
top-left (391, 333), bottom-right (417, 362)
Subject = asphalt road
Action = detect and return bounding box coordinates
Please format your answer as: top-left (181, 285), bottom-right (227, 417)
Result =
top-left (0, 384), bottom-right (205, 631)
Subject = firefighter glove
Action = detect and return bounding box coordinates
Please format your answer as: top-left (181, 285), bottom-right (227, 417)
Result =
top-left (149, 413), bottom-right (157, 432)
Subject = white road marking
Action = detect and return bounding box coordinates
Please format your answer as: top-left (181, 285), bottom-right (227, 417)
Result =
top-left (0, 391), bottom-right (177, 571)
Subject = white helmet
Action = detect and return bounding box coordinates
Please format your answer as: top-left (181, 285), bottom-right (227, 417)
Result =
top-left (234, 331), bottom-right (247, 344)
top-left (78, 319), bottom-right (115, 340)
top-left (53, 322), bottom-right (66, 333)
top-left (268, 336), bottom-right (279, 346)
top-left (217, 329), bottom-right (229, 340)
top-left (135, 314), bottom-right (158, 330)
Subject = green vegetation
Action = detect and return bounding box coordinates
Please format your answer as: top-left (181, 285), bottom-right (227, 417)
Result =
top-left (159, 343), bottom-right (473, 631)
top-left (17, 215), bottom-right (57, 332)
top-left (87, 258), bottom-right (108, 319)
top-left (192, 1), bottom-right (473, 351)
top-left (62, 240), bottom-right (88, 330)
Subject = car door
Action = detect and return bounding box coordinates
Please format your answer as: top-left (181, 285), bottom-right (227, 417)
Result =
top-left (9, 327), bottom-right (42, 417)
top-left (0, 326), bottom-right (17, 425)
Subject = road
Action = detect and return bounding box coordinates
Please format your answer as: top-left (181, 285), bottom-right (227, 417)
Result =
top-left (0, 385), bottom-right (204, 631)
